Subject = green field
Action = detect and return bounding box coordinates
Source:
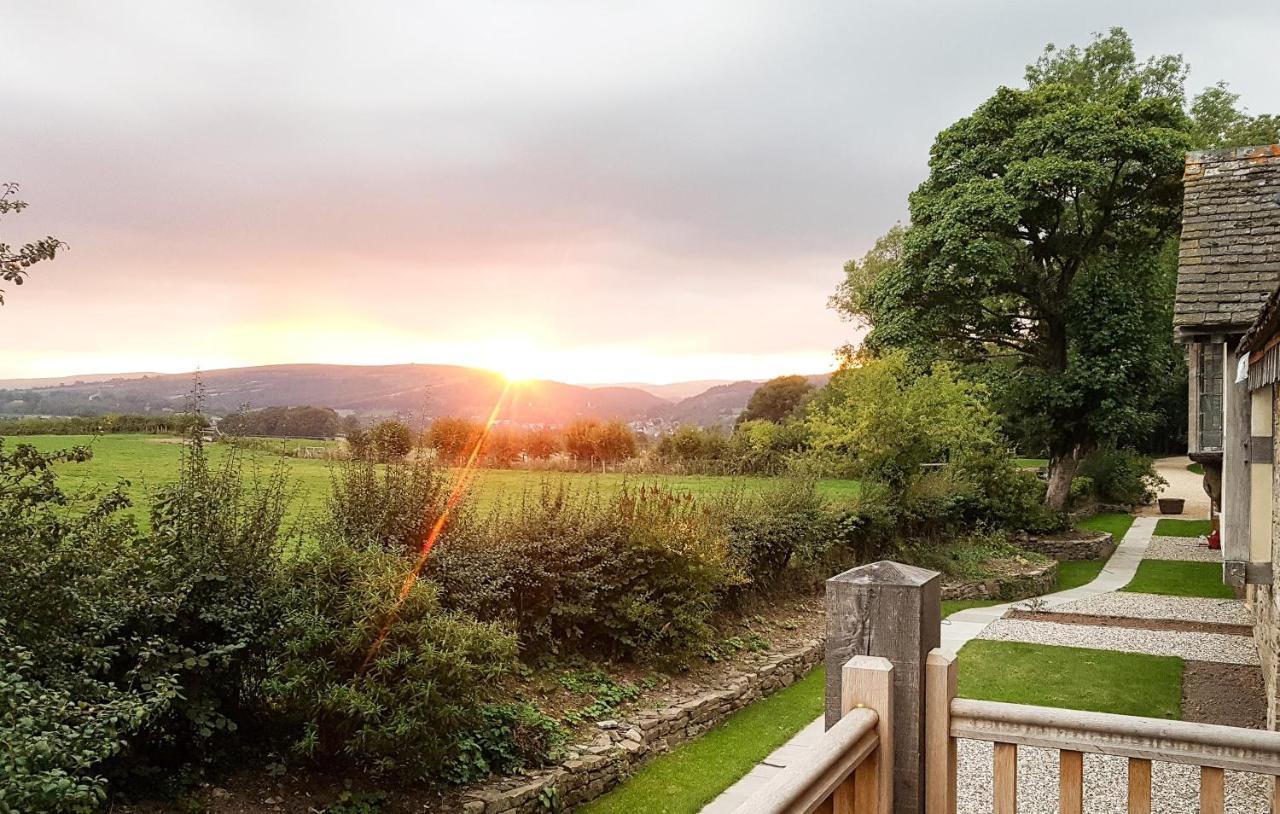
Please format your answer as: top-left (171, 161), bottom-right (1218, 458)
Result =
top-left (6, 434), bottom-right (862, 526)
top-left (1153, 518), bottom-right (1212, 538)
top-left (1122, 560), bottom-right (1234, 598)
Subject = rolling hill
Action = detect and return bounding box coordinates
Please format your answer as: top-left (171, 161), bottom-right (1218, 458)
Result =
top-left (0, 364), bottom-right (833, 427)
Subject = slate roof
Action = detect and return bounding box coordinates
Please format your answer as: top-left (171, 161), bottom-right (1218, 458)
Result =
top-left (1174, 144), bottom-right (1280, 339)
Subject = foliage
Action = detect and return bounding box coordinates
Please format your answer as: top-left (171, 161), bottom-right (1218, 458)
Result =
top-left (563, 418), bottom-right (638, 467)
top-left (220, 405), bottom-right (342, 439)
top-left (448, 703), bottom-right (565, 784)
top-left (727, 419), bottom-right (808, 475)
top-left (559, 669), bottom-right (651, 727)
top-left (842, 29), bottom-right (1250, 508)
top-left (323, 456), bottom-right (450, 554)
top-left (806, 352), bottom-right (1001, 488)
top-left (737, 375), bottom-right (813, 425)
top-left (0, 437), bottom-right (288, 810)
top-left (265, 538), bottom-right (517, 781)
top-left (1076, 446), bottom-right (1164, 505)
top-left (1, 181), bottom-right (65, 305)
top-left (0, 412), bottom-right (206, 436)
top-left (720, 479), bottom-right (832, 587)
top-left (349, 419), bottom-right (414, 462)
top-left (431, 483), bottom-right (739, 659)
top-left (425, 416), bottom-right (485, 463)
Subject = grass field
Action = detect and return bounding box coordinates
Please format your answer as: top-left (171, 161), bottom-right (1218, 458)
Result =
top-left (1122, 560), bottom-right (1234, 598)
top-left (957, 640), bottom-right (1183, 718)
top-left (6, 434), bottom-right (862, 526)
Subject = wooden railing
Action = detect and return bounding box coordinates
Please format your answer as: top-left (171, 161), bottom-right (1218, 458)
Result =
top-left (736, 656), bottom-right (894, 814)
top-left (926, 649), bottom-right (1280, 814)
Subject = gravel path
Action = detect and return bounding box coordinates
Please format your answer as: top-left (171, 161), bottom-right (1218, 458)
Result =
top-left (976, 617), bottom-right (1260, 665)
top-left (1048, 592), bottom-right (1252, 626)
top-left (1145, 535), bottom-right (1220, 562)
top-left (956, 740), bottom-right (1271, 813)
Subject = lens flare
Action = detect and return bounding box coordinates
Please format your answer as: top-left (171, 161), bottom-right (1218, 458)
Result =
top-left (359, 380), bottom-right (512, 674)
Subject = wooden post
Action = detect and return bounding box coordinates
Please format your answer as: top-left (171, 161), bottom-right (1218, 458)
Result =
top-left (924, 650), bottom-right (956, 814)
top-left (837, 656), bottom-right (894, 814)
top-left (1223, 346), bottom-right (1252, 586)
top-left (827, 561), bottom-right (941, 814)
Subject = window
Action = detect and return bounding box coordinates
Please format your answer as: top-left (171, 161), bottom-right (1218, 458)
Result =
top-left (1198, 342), bottom-right (1223, 451)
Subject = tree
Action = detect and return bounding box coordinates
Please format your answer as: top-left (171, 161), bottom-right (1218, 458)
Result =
top-left (737, 376), bottom-right (814, 425)
top-left (426, 416), bottom-right (484, 463)
top-left (594, 420), bottom-right (638, 465)
top-left (1, 183), bottom-right (65, 305)
top-left (563, 418), bottom-right (601, 464)
top-left (368, 419), bottom-right (414, 462)
top-left (523, 426), bottom-right (561, 459)
top-left (844, 29), bottom-right (1211, 509)
top-left (806, 352), bottom-right (1003, 489)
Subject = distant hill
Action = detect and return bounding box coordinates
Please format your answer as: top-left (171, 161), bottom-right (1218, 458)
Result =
top-left (0, 371), bottom-right (157, 389)
top-left (587, 379), bottom-right (741, 402)
top-left (0, 364), bottom-right (833, 428)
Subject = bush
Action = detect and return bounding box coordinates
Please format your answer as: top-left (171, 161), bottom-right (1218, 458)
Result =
top-left (266, 539), bottom-right (518, 781)
top-left (0, 438), bottom-right (289, 808)
top-left (431, 483), bottom-right (739, 659)
top-left (721, 479), bottom-right (832, 587)
top-left (447, 703), bottom-right (565, 784)
top-left (324, 456), bottom-right (450, 553)
top-left (1078, 447), bottom-right (1165, 506)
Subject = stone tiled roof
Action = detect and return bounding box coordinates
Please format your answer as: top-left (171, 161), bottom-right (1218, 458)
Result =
top-left (1174, 144), bottom-right (1280, 338)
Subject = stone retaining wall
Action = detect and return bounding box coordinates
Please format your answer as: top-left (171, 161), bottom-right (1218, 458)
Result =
top-left (1016, 530), bottom-right (1115, 561)
top-left (458, 639), bottom-right (824, 813)
top-left (941, 560), bottom-right (1058, 602)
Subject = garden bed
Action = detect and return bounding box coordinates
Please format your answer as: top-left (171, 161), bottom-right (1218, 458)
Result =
top-left (1014, 529), bottom-right (1115, 561)
top-left (941, 557), bottom-right (1058, 601)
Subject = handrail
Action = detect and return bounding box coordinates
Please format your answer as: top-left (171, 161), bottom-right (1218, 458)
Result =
top-left (731, 708), bottom-right (879, 814)
top-left (951, 698), bottom-right (1280, 774)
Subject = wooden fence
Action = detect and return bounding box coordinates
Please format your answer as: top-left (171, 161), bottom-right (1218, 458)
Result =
top-left (735, 560), bottom-right (1280, 814)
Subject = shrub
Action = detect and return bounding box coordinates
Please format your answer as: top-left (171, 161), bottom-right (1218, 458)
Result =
top-left (431, 483), bottom-right (738, 659)
top-left (720, 479), bottom-right (832, 587)
top-left (447, 703), bottom-right (565, 784)
top-left (324, 456), bottom-right (450, 553)
top-left (0, 437), bottom-right (289, 808)
top-left (266, 539), bottom-right (518, 781)
top-left (1078, 447), bottom-right (1166, 506)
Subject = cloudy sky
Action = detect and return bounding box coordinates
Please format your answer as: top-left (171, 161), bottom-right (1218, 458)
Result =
top-left (3, 1), bottom-right (1279, 384)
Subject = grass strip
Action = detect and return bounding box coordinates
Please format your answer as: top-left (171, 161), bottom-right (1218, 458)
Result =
top-left (1056, 559), bottom-right (1106, 591)
top-left (1076, 512), bottom-right (1136, 539)
top-left (1122, 559), bottom-right (1233, 598)
top-left (1153, 518), bottom-right (1212, 538)
top-left (957, 640), bottom-right (1183, 719)
top-left (579, 667), bottom-right (825, 814)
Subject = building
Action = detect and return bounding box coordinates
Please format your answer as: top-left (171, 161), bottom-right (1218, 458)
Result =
top-left (1175, 145), bottom-right (1280, 587)
top-left (1174, 143), bottom-right (1280, 729)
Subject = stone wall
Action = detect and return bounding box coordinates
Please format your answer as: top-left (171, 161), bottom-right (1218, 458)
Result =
top-left (457, 639), bottom-right (824, 813)
top-left (940, 560), bottom-right (1057, 602)
top-left (1016, 530), bottom-right (1115, 561)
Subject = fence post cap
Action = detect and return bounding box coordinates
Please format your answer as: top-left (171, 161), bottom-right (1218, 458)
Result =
top-left (827, 559), bottom-right (940, 588)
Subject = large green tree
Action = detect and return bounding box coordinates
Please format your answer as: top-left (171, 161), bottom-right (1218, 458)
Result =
top-left (0, 182), bottom-right (64, 304)
top-left (737, 375), bottom-right (814, 425)
top-left (839, 29), bottom-right (1274, 509)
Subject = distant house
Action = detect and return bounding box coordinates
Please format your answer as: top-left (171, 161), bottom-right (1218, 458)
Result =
top-left (1175, 145), bottom-right (1280, 586)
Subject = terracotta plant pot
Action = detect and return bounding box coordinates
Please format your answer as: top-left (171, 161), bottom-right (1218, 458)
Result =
top-left (1158, 498), bottom-right (1185, 515)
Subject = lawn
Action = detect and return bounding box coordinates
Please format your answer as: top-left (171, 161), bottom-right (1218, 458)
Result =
top-left (957, 640), bottom-right (1183, 719)
top-left (1153, 518), bottom-right (1212, 537)
top-left (4, 434), bottom-right (863, 526)
top-left (1076, 512), bottom-right (1136, 539)
top-left (1014, 457), bottom-right (1048, 468)
top-left (1056, 558), bottom-right (1107, 591)
top-left (1122, 560), bottom-right (1233, 598)
top-left (580, 667), bottom-right (825, 814)
top-left (1188, 462), bottom-right (1205, 475)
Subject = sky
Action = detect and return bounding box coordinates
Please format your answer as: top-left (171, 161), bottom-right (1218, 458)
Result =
top-left (3, 1), bottom-right (1279, 385)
